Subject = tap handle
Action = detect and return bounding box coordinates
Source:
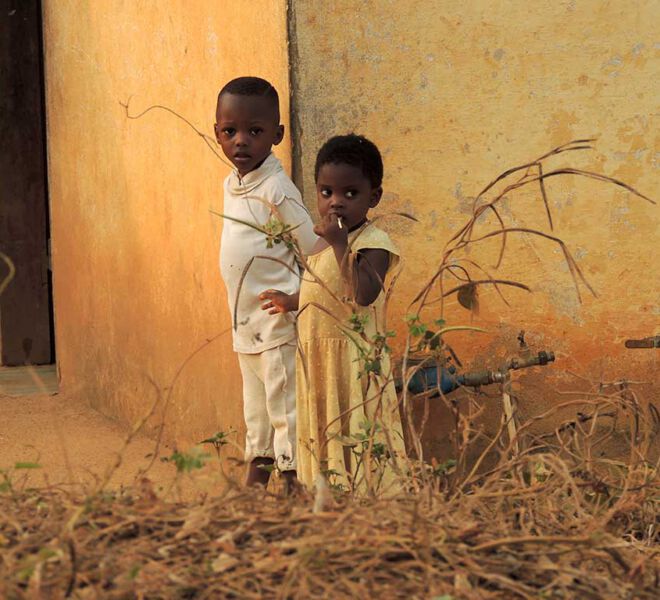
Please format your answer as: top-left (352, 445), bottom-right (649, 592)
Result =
top-left (625, 336), bottom-right (660, 349)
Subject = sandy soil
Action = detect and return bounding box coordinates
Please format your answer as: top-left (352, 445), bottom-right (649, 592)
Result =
top-left (0, 392), bottom-right (186, 492)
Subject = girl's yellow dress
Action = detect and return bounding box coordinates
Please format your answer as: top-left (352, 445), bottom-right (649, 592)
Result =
top-left (296, 222), bottom-right (406, 493)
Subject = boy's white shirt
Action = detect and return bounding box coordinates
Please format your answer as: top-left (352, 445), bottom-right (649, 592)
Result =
top-left (220, 153), bottom-right (317, 354)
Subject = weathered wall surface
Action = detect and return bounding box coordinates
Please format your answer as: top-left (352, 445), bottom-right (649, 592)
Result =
top-left (290, 1), bottom-right (658, 458)
top-left (41, 1), bottom-right (657, 462)
top-left (43, 1), bottom-right (291, 447)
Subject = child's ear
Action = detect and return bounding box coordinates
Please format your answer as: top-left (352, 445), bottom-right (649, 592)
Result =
top-left (273, 124), bottom-right (285, 146)
top-left (213, 123), bottom-right (220, 142)
top-left (369, 186), bottom-right (383, 208)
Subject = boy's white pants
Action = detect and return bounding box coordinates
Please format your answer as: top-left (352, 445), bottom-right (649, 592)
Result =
top-left (237, 342), bottom-right (296, 471)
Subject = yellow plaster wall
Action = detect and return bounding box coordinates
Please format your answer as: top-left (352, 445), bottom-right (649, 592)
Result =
top-left (42, 1), bottom-right (291, 447)
top-left (290, 1), bottom-right (658, 455)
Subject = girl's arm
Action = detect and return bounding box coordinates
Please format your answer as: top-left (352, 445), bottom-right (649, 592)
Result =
top-left (316, 214), bottom-right (389, 307)
top-left (352, 248), bottom-right (390, 306)
top-left (259, 289), bottom-right (299, 314)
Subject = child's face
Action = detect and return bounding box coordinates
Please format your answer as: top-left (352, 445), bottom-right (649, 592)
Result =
top-left (214, 93), bottom-right (284, 176)
top-left (316, 163), bottom-right (382, 229)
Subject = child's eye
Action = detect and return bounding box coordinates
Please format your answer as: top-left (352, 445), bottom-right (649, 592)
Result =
top-left (345, 190), bottom-right (358, 199)
top-left (249, 127), bottom-right (263, 136)
top-left (221, 127), bottom-right (235, 136)
top-left (320, 188), bottom-right (332, 198)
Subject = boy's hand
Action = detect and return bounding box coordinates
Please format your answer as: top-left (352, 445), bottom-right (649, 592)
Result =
top-left (259, 289), bottom-right (298, 314)
top-left (314, 213), bottom-right (348, 248)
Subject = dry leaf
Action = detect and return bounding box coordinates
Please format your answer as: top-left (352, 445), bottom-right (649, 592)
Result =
top-left (454, 572), bottom-right (473, 591)
top-left (212, 553), bottom-right (239, 573)
top-left (457, 282), bottom-right (479, 313)
top-left (175, 507), bottom-right (210, 540)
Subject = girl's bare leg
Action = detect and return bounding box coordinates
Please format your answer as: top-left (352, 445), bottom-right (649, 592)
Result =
top-left (282, 470), bottom-right (302, 496)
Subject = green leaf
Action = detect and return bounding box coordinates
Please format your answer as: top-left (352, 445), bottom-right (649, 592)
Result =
top-left (14, 462), bottom-right (41, 470)
top-left (433, 459), bottom-right (457, 475)
top-left (209, 210), bottom-right (303, 240)
top-left (199, 431), bottom-right (231, 446)
top-left (164, 448), bottom-right (211, 473)
top-left (406, 314), bottom-right (428, 337)
top-left (348, 313), bottom-right (369, 333)
top-left (128, 564), bottom-right (141, 579)
top-left (38, 548), bottom-right (59, 560)
top-left (321, 468), bottom-right (341, 477)
top-left (17, 566), bottom-right (35, 581)
top-left (257, 463), bottom-right (276, 473)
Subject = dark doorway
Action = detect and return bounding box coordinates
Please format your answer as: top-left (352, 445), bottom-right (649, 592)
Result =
top-left (0, 0), bottom-right (54, 366)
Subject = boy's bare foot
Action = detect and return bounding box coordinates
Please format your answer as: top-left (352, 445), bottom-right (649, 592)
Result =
top-left (246, 457), bottom-right (274, 488)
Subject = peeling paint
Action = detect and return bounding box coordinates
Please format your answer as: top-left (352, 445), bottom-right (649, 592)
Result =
top-left (453, 182), bottom-right (476, 215)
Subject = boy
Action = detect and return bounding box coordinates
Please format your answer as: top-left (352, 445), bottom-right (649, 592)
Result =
top-left (214, 76), bottom-right (316, 491)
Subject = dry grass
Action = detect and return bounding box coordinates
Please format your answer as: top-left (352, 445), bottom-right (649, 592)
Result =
top-left (1, 390), bottom-right (658, 599)
top-left (9, 117), bottom-right (650, 598)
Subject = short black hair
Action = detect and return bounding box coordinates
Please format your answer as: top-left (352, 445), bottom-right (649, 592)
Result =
top-left (314, 134), bottom-right (383, 188)
top-left (218, 76), bottom-right (279, 120)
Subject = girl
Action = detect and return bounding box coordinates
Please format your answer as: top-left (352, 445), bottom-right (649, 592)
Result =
top-left (260, 134), bottom-right (406, 493)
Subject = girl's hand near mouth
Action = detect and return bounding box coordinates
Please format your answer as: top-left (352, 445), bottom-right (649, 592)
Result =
top-left (314, 212), bottom-right (347, 248)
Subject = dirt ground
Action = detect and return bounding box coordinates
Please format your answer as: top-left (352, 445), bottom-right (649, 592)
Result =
top-left (0, 391), bottom-right (185, 492)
